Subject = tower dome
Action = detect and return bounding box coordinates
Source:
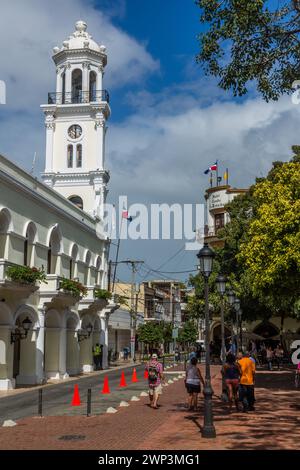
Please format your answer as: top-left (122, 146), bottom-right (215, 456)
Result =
top-left (53, 21), bottom-right (106, 55)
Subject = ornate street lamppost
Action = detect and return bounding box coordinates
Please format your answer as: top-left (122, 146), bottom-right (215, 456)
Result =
top-left (234, 297), bottom-right (241, 353)
top-left (226, 288), bottom-right (236, 353)
top-left (11, 316), bottom-right (33, 344)
top-left (77, 322), bottom-right (93, 342)
top-left (197, 243), bottom-right (216, 438)
top-left (216, 274), bottom-right (227, 399)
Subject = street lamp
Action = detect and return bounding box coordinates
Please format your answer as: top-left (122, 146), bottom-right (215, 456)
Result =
top-left (77, 322), bottom-right (93, 342)
top-left (234, 298), bottom-right (241, 353)
top-left (11, 316), bottom-right (33, 344)
top-left (197, 243), bottom-right (216, 438)
top-left (216, 274), bottom-right (227, 399)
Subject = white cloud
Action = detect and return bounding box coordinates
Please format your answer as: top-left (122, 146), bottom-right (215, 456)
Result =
top-left (0, 0), bottom-right (159, 111)
top-left (107, 89), bottom-right (300, 206)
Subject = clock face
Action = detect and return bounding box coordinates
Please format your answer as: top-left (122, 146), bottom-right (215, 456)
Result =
top-left (68, 125), bottom-right (82, 139)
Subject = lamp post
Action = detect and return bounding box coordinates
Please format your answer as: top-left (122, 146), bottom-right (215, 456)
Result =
top-left (11, 316), bottom-right (33, 344)
top-left (197, 243), bottom-right (216, 438)
top-left (216, 274), bottom-right (227, 398)
top-left (226, 289), bottom-right (236, 353)
top-left (234, 298), bottom-right (241, 353)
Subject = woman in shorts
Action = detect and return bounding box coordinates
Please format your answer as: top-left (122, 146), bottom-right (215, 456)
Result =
top-left (222, 353), bottom-right (241, 412)
top-left (185, 356), bottom-right (205, 411)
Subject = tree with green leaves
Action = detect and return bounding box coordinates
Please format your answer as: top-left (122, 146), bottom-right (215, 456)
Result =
top-left (178, 320), bottom-right (198, 345)
top-left (196, 0), bottom-right (300, 101)
top-left (137, 321), bottom-right (164, 350)
top-left (217, 150), bottom-right (300, 330)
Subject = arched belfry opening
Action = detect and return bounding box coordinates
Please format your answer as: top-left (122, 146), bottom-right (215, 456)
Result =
top-left (89, 71), bottom-right (97, 101)
top-left (72, 69), bottom-right (82, 103)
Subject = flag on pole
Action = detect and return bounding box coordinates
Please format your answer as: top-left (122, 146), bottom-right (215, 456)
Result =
top-left (122, 210), bottom-right (132, 222)
top-left (223, 168), bottom-right (229, 183)
top-left (204, 162), bottom-right (218, 174)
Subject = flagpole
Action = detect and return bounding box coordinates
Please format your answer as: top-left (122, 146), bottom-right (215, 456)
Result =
top-left (226, 168), bottom-right (229, 186)
top-left (111, 213), bottom-right (124, 293)
top-left (216, 160), bottom-right (219, 187)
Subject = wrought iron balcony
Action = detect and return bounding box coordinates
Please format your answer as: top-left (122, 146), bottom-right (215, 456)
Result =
top-left (48, 89), bottom-right (109, 105)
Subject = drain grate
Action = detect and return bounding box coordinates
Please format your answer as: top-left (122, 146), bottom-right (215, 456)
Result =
top-left (58, 435), bottom-right (86, 441)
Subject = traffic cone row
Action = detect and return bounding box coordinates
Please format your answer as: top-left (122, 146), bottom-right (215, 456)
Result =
top-left (71, 367), bottom-right (146, 405)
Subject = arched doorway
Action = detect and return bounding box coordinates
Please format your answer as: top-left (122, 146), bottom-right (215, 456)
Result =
top-left (253, 321), bottom-right (279, 339)
top-left (0, 303), bottom-right (14, 390)
top-left (66, 315), bottom-right (80, 375)
top-left (13, 308), bottom-right (38, 386)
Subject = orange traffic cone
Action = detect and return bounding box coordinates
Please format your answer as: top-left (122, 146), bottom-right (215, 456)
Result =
top-left (71, 384), bottom-right (81, 406)
top-left (119, 371), bottom-right (127, 387)
top-left (144, 369), bottom-right (149, 380)
top-left (131, 367), bottom-right (139, 383)
top-left (101, 376), bottom-right (110, 394)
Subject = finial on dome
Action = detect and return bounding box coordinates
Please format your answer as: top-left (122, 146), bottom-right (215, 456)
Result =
top-left (75, 20), bottom-right (87, 33)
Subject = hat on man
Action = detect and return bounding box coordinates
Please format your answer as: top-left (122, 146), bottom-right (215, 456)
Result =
top-left (151, 353), bottom-right (158, 359)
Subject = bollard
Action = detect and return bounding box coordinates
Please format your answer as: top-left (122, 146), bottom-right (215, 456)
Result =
top-left (184, 354), bottom-right (187, 371)
top-left (38, 389), bottom-right (43, 417)
top-left (87, 388), bottom-right (92, 417)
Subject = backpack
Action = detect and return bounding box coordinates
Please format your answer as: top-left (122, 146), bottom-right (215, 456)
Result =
top-left (148, 363), bottom-right (159, 385)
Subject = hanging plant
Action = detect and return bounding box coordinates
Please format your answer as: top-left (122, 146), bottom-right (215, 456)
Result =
top-left (94, 288), bottom-right (112, 300)
top-left (59, 278), bottom-right (88, 297)
top-left (6, 266), bottom-right (47, 285)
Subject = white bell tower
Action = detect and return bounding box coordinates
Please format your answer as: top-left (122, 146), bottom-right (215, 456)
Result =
top-left (41, 20), bottom-right (110, 218)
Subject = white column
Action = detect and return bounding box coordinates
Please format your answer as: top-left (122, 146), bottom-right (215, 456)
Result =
top-left (0, 326), bottom-right (15, 390)
top-left (95, 111), bottom-right (105, 169)
top-left (65, 66), bottom-right (72, 102)
top-left (56, 69), bottom-right (62, 94)
top-left (82, 63), bottom-right (89, 98)
top-left (36, 308), bottom-right (45, 384)
top-left (44, 113), bottom-right (55, 173)
top-left (59, 326), bottom-right (69, 379)
top-left (100, 314), bottom-right (109, 369)
top-left (96, 65), bottom-right (103, 91)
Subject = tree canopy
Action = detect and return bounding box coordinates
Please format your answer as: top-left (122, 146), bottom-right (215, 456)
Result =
top-left (196, 0), bottom-right (300, 101)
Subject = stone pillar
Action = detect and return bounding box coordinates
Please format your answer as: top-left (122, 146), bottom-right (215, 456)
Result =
top-left (65, 65), bottom-right (72, 103)
top-left (79, 334), bottom-right (94, 373)
top-left (44, 113), bottom-right (55, 172)
top-left (100, 314), bottom-right (109, 369)
top-left (36, 308), bottom-right (45, 384)
top-left (82, 62), bottom-right (89, 99)
top-left (0, 326), bottom-right (15, 390)
top-left (95, 112), bottom-right (105, 169)
top-left (59, 325), bottom-right (69, 380)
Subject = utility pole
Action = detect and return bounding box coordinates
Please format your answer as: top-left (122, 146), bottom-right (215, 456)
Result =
top-left (114, 259), bottom-right (144, 361)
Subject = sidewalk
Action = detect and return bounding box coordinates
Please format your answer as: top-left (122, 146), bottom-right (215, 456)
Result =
top-left (0, 365), bottom-right (299, 450)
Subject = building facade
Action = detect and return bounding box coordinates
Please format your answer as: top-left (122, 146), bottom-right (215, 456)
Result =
top-left (0, 21), bottom-right (117, 390)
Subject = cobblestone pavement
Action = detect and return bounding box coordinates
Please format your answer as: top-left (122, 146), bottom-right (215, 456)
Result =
top-left (0, 365), bottom-right (299, 450)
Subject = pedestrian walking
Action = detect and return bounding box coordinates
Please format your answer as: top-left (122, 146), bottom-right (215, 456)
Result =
top-left (145, 353), bottom-right (164, 409)
top-left (221, 353), bottom-right (241, 412)
top-left (185, 356), bottom-right (205, 411)
top-left (274, 344), bottom-right (284, 369)
top-left (123, 346), bottom-right (129, 361)
top-left (238, 351), bottom-right (256, 412)
top-left (266, 346), bottom-right (273, 370)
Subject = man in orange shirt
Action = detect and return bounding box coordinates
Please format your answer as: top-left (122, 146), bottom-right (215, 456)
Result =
top-left (238, 351), bottom-right (256, 412)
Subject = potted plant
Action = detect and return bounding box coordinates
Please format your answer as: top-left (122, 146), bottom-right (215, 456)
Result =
top-left (94, 288), bottom-right (112, 300)
top-left (59, 278), bottom-right (88, 297)
top-left (6, 265), bottom-right (47, 285)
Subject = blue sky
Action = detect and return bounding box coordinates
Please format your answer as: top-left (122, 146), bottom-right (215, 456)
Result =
top-left (0, 0), bottom-right (299, 284)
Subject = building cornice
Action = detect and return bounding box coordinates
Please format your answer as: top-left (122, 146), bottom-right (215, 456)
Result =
top-left (0, 155), bottom-right (108, 242)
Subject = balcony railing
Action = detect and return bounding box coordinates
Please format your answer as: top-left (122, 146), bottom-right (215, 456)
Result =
top-left (48, 89), bottom-right (110, 105)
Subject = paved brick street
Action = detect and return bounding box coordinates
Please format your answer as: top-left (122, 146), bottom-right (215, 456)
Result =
top-left (0, 364), bottom-right (299, 450)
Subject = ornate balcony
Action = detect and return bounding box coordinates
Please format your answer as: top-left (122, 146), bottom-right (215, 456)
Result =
top-left (47, 89), bottom-right (109, 105)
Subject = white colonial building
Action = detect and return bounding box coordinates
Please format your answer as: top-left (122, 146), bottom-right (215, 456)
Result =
top-left (0, 21), bottom-right (118, 390)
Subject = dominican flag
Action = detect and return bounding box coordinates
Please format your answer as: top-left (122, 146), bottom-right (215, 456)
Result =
top-left (204, 162), bottom-right (218, 174)
top-left (122, 210), bottom-right (132, 222)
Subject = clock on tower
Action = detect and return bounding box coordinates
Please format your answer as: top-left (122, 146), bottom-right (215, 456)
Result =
top-left (41, 21), bottom-right (110, 218)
